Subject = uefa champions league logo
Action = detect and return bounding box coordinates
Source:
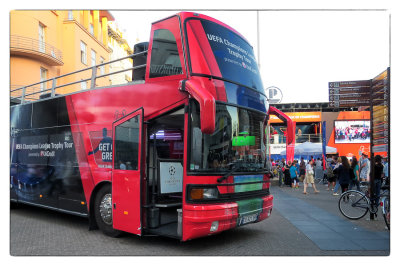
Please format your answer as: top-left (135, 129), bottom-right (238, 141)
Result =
top-left (169, 165), bottom-right (176, 176)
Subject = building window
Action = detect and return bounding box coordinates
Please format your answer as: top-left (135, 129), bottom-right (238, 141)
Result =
top-left (89, 24), bottom-right (94, 35)
top-left (80, 41), bottom-right (87, 64)
top-left (99, 57), bottom-right (105, 75)
top-left (68, 11), bottom-right (73, 20)
top-left (91, 49), bottom-right (96, 67)
top-left (81, 80), bottom-right (87, 90)
top-left (38, 23), bottom-right (45, 53)
top-left (40, 67), bottom-right (48, 92)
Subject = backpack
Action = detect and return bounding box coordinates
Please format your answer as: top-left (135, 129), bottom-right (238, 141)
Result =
top-left (326, 166), bottom-right (334, 178)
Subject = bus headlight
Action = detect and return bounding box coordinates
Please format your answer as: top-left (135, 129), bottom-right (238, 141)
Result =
top-left (203, 188), bottom-right (218, 199)
top-left (189, 187), bottom-right (218, 200)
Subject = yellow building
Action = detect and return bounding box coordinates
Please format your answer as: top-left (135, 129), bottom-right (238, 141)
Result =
top-left (10, 10), bottom-right (114, 100)
top-left (108, 21), bottom-right (134, 85)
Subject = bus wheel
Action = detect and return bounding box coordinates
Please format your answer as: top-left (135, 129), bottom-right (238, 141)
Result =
top-left (94, 184), bottom-right (123, 237)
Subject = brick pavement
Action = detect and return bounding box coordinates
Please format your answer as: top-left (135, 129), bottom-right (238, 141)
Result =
top-left (271, 184), bottom-right (389, 251)
top-left (9, 180), bottom-right (390, 256)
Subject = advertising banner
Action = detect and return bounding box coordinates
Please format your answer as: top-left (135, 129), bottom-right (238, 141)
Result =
top-left (159, 161), bottom-right (183, 194)
top-left (269, 112), bottom-right (321, 123)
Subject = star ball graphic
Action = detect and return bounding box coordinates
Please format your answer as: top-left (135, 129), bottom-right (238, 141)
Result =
top-left (169, 165), bottom-right (176, 176)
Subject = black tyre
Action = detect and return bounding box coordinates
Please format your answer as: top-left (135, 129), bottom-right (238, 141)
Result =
top-left (338, 190), bottom-right (369, 220)
top-left (383, 197), bottom-right (390, 230)
top-left (94, 184), bottom-right (123, 237)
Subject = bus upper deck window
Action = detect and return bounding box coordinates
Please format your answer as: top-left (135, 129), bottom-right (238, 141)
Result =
top-left (149, 29), bottom-right (183, 78)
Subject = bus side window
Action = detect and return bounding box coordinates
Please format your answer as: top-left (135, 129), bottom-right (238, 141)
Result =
top-left (149, 29), bottom-right (183, 78)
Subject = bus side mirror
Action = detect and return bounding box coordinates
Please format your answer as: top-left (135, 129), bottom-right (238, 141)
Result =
top-left (180, 79), bottom-right (215, 134)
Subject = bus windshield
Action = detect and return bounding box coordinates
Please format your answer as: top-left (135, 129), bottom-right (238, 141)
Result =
top-left (189, 101), bottom-right (267, 173)
top-left (185, 18), bottom-right (264, 94)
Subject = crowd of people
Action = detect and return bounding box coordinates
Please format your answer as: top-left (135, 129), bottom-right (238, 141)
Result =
top-left (270, 153), bottom-right (389, 201)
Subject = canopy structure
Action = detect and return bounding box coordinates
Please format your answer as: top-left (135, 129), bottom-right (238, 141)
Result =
top-left (280, 141), bottom-right (337, 156)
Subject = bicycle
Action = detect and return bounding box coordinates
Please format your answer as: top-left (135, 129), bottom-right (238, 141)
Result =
top-left (338, 187), bottom-right (389, 221)
top-left (359, 181), bottom-right (369, 195)
top-left (380, 179), bottom-right (390, 230)
top-left (380, 194), bottom-right (390, 230)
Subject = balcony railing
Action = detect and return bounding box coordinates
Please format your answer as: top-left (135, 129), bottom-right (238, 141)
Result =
top-left (270, 134), bottom-right (322, 144)
top-left (10, 50), bottom-right (148, 104)
top-left (10, 35), bottom-right (63, 65)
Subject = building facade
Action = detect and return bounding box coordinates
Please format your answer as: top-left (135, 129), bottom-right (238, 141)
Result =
top-left (269, 102), bottom-right (376, 160)
top-left (108, 21), bottom-right (134, 85)
top-left (10, 10), bottom-right (114, 99)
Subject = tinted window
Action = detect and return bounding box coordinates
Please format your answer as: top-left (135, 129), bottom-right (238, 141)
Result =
top-left (114, 115), bottom-right (140, 170)
top-left (189, 101), bottom-right (267, 173)
top-left (186, 19), bottom-right (264, 94)
top-left (149, 29), bottom-right (183, 78)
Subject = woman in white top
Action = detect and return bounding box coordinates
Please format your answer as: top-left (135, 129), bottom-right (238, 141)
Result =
top-left (303, 160), bottom-right (320, 194)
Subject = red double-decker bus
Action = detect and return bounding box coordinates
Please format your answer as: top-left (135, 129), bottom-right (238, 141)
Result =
top-left (10, 12), bottom-right (294, 241)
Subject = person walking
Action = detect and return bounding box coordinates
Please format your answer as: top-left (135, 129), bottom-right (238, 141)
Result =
top-left (337, 156), bottom-right (351, 194)
top-left (349, 156), bottom-right (361, 191)
top-left (372, 155), bottom-right (384, 207)
top-left (325, 159), bottom-right (335, 190)
top-left (299, 157), bottom-right (306, 183)
top-left (332, 156), bottom-right (341, 195)
top-left (278, 158), bottom-right (285, 187)
top-left (303, 160), bottom-right (319, 194)
top-left (359, 153), bottom-right (369, 182)
top-left (266, 158), bottom-right (273, 174)
top-left (383, 156), bottom-right (389, 187)
top-left (290, 161), bottom-right (299, 189)
top-left (283, 161), bottom-right (292, 186)
top-left (295, 160), bottom-right (300, 182)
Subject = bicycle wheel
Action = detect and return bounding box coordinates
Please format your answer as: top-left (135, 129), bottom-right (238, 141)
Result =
top-left (338, 190), bottom-right (369, 220)
top-left (382, 197), bottom-right (390, 230)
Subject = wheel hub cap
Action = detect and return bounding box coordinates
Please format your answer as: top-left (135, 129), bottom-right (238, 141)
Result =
top-left (99, 193), bottom-right (113, 225)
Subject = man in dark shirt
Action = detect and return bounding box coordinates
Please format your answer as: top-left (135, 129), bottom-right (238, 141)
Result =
top-left (373, 155), bottom-right (384, 206)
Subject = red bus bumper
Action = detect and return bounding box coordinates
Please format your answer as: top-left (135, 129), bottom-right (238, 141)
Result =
top-left (182, 194), bottom-right (273, 241)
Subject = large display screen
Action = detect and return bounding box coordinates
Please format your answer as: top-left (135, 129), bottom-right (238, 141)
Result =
top-left (334, 120), bottom-right (370, 144)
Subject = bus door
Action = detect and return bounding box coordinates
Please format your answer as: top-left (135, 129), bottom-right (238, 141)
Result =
top-left (112, 108), bottom-right (144, 235)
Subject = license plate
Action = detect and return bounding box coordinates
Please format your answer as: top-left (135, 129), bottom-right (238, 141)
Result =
top-left (238, 213), bottom-right (258, 226)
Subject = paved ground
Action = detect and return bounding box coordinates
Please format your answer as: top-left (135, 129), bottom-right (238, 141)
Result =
top-left (272, 183), bottom-right (389, 251)
top-left (9, 181), bottom-right (390, 256)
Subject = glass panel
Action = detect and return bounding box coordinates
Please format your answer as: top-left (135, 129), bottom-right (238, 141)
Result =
top-left (149, 29), bottom-right (183, 78)
top-left (114, 115), bottom-right (140, 170)
top-left (80, 41), bottom-right (87, 64)
top-left (224, 81), bottom-right (267, 113)
top-left (186, 19), bottom-right (264, 94)
top-left (38, 23), bottom-right (45, 53)
top-left (91, 50), bottom-right (96, 66)
top-left (40, 68), bottom-right (47, 91)
top-left (190, 101), bottom-right (267, 173)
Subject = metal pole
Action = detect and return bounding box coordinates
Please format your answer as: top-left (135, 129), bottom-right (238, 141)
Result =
top-left (152, 133), bottom-right (157, 206)
top-left (51, 78), bottom-right (57, 97)
top-left (387, 67), bottom-right (390, 184)
top-left (257, 10), bottom-right (261, 70)
top-left (90, 66), bottom-right (97, 89)
top-left (369, 78), bottom-right (375, 220)
top-left (21, 87), bottom-right (26, 104)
